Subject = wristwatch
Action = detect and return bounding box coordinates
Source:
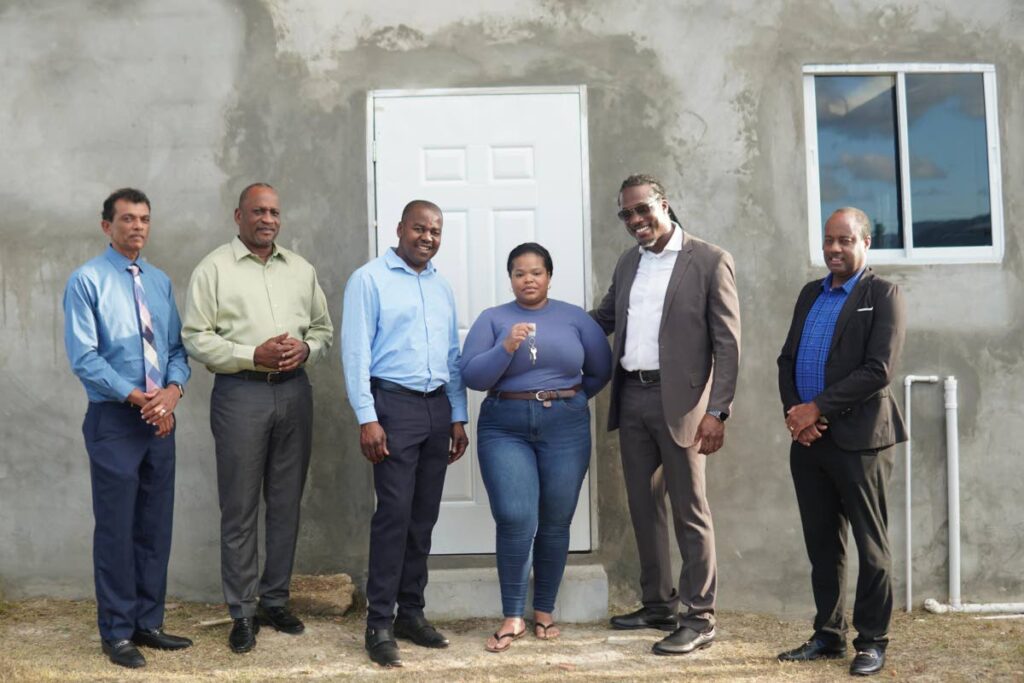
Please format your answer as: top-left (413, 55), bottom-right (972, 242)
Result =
top-left (707, 409), bottom-right (728, 422)
top-left (170, 382), bottom-right (184, 398)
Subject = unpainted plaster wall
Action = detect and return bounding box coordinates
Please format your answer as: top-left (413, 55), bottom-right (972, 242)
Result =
top-left (1, 0), bottom-right (1021, 615)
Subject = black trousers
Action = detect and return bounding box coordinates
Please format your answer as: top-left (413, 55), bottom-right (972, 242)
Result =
top-left (365, 387), bottom-right (452, 630)
top-left (790, 432), bottom-right (894, 649)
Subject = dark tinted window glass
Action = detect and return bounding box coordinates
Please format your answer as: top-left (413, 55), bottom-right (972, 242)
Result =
top-left (815, 75), bottom-right (902, 249)
top-left (906, 73), bottom-right (992, 247)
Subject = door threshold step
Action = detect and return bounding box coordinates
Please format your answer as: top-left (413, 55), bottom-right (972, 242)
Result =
top-left (422, 564), bottom-right (607, 622)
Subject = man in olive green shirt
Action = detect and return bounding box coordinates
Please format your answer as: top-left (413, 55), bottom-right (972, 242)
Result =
top-left (182, 183), bottom-right (333, 654)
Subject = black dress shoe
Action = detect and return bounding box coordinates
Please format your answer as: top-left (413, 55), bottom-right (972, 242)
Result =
top-left (394, 614), bottom-right (450, 648)
top-left (610, 606), bottom-right (678, 632)
top-left (228, 617), bottom-right (260, 653)
top-left (132, 627), bottom-right (193, 650)
top-left (652, 625), bottom-right (715, 655)
top-left (365, 627), bottom-right (403, 667)
top-left (257, 605), bottom-right (305, 634)
top-left (777, 638), bottom-right (848, 662)
top-left (850, 647), bottom-right (886, 676)
top-left (102, 639), bottom-right (146, 668)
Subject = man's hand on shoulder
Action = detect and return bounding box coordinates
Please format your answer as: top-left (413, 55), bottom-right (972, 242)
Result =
top-left (696, 414), bottom-right (725, 455)
top-left (449, 422), bottom-right (469, 464)
top-left (360, 422), bottom-right (389, 463)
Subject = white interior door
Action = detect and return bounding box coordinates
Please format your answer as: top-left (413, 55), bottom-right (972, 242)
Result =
top-left (369, 87), bottom-right (593, 554)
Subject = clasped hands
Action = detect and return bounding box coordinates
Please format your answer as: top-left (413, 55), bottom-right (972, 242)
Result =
top-left (128, 386), bottom-right (180, 438)
top-left (254, 332), bottom-right (310, 372)
top-left (785, 401), bottom-right (828, 447)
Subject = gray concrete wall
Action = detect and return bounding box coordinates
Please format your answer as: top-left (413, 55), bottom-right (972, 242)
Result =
top-left (1, 0), bottom-right (1021, 615)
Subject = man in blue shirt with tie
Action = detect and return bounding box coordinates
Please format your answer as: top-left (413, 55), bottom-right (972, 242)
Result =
top-left (64, 188), bottom-right (192, 669)
top-left (776, 207), bottom-right (907, 677)
top-left (342, 199), bottom-right (469, 668)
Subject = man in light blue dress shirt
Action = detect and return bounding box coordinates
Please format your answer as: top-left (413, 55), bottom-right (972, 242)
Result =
top-left (64, 188), bottom-right (192, 669)
top-left (342, 200), bottom-right (468, 668)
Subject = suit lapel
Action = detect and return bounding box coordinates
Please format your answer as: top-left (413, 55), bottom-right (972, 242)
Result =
top-left (828, 270), bottom-right (874, 356)
top-left (791, 280), bottom-right (821, 349)
top-left (659, 231), bottom-right (694, 332)
top-left (616, 247), bottom-right (641, 339)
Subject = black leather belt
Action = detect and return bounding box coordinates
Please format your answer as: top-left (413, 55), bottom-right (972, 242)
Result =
top-left (225, 368), bottom-right (305, 384)
top-left (371, 377), bottom-right (446, 398)
top-left (624, 369), bottom-right (661, 384)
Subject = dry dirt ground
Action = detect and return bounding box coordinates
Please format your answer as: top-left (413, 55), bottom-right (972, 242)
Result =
top-left (0, 599), bottom-right (1022, 682)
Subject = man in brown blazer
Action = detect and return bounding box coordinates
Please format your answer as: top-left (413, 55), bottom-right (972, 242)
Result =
top-left (592, 174), bottom-right (740, 656)
top-left (776, 207), bottom-right (906, 677)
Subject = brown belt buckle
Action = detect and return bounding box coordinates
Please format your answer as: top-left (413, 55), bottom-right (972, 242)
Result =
top-left (535, 390), bottom-right (552, 408)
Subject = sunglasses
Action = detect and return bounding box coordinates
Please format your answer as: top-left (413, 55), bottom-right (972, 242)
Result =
top-left (617, 199), bottom-right (661, 222)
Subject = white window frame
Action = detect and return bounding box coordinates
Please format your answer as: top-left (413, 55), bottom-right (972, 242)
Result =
top-left (803, 63), bottom-right (1004, 266)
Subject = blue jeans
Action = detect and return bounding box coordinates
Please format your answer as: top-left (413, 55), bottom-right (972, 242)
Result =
top-left (477, 392), bottom-right (591, 617)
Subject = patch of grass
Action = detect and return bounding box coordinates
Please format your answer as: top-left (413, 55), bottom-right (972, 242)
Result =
top-left (0, 599), bottom-right (1022, 681)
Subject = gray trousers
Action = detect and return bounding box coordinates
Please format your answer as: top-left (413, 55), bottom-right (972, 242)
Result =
top-left (618, 378), bottom-right (717, 630)
top-left (211, 372), bottom-right (313, 618)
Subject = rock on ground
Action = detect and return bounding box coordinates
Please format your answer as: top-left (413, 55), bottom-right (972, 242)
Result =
top-left (290, 573), bottom-right (355, 616)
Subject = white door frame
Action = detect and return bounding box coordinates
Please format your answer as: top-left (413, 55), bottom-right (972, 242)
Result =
top-left (364, 85), bottom-right (600, 552)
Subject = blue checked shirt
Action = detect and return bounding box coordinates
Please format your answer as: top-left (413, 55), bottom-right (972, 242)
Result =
top-left (794, 269), bottom-right (865, 403)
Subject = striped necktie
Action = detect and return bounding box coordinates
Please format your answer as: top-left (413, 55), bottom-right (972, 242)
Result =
top-left (127, 264), bottom-right (162, 392)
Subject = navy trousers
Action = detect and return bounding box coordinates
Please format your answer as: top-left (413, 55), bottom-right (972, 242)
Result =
top-left (365, 387), bottom-right (452, 630)
top-left (83, 401), bottom-right (175, 641)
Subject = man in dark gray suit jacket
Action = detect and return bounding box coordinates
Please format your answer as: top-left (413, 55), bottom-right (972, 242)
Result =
top-left (776, 207), bottom-right (906, 677)
top-left (592, 174), bottom-right (740, 656)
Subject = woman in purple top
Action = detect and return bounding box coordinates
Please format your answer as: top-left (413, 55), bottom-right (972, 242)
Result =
top-left (460, 242), bottom-right (612, 652)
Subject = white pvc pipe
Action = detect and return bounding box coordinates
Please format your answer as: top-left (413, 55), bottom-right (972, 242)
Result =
top-left (944, 376), bottom-right (961, 608)
top-left (903, 375), bottom-right (939, 613)
top-left (923, 375), bottom-right (1024, 616)
top-left (924, 598), bottom-right (1024, 614)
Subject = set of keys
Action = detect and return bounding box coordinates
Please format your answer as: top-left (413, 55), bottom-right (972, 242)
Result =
top-left (526, 324), bottom-right (549, 404)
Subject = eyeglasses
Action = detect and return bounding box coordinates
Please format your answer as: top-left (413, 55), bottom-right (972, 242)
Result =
top-left (617, 199), bottom-right (661, 222)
